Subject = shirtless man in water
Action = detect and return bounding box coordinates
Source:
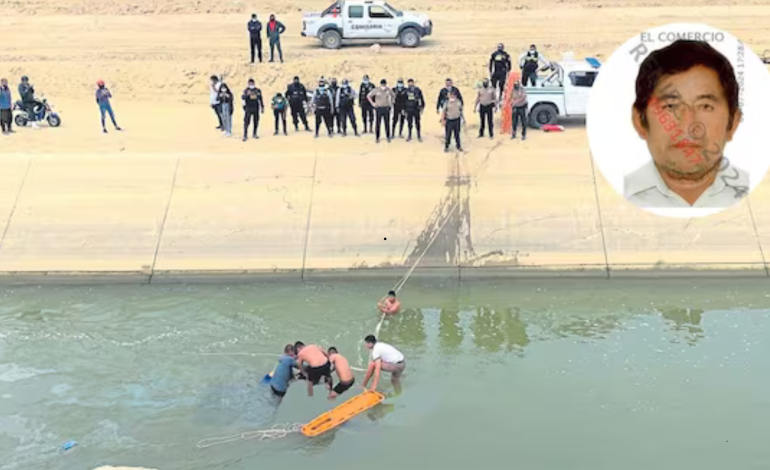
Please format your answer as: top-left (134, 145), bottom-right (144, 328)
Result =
top-left (377, 290), bottom-right (401, 315)
top-left (294, 341), bottom-right (332, 397)
top-left (327, 347), bottom-right (355, 400)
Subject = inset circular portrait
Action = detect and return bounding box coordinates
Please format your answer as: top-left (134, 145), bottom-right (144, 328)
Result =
top-left (587, 23), bottom-right (770, 218)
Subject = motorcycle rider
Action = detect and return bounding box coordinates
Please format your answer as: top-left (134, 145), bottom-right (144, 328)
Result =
top-left (18, 76), bottom-right (40, 129)
top-left (359, 75), bottom-right (375, 134)
top-left (286, 76), bottom-right (310, 132)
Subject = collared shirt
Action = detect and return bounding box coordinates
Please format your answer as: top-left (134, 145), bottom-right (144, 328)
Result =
top-left (477, 87), bottom-right (497, 106)
top-left (511, 88), bottom-right (527, 107)
top-left (368, 87), bottom-right (394, 108)
top-left (624, 158), bottom-right (750, 209)
top-left (443, 99), bottom-right (463, 120)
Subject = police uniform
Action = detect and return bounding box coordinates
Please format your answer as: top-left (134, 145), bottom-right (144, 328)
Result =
top-left (489, 50), bottom-right (512, 95)
top-left (336, 85), bottom-right (359, 136)
top-left (359, 81), bottom-right (376, 133)
top-left (242, 86), bottom-right (264, 139)
top-left (392, 85), bottom-right (408, 138)
top-left (312, 88), bottom-right (334, 137)
top-left (521, 50), bottom-right (540, 87)
top-left (403, 86), bottom-right (425, 141)
top-left (286, 82), bottom-right (310, 131)
top-left (272, 95), bottom-right (288, 135)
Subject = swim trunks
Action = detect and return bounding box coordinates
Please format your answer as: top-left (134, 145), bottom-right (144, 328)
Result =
top-left (333, 378), bottom-right (355, 395)
top-left (306, 361), bottom-right (332, 385)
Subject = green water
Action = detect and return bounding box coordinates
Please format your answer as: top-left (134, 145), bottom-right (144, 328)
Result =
top-left (1, 279), bottom-right (769, 470)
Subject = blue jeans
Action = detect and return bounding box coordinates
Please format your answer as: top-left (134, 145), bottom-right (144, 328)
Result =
top-left (99, 103), bottom-right (117, 128)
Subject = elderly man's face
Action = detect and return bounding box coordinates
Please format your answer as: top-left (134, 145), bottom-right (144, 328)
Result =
top-left (633, 65), bottom-right (741, 182)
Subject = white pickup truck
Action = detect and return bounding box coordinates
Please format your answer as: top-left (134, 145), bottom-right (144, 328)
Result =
top-left (301, 0), bottom-right (433, 49)
top-left (524, 57), bottom-right (600, 128)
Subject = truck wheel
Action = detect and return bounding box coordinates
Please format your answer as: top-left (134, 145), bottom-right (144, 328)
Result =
top-left (399, 28), bottom-right (421, 48)
top-left (321, 30), bottom-right (342, 49)
top-left (529, 103), bottom-right (558, 129)
top-left (14, 114), bottom-right (27, 127)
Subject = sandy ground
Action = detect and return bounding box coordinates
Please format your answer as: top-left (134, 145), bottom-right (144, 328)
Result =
top-left (2, 3), bottom-right (770, 279)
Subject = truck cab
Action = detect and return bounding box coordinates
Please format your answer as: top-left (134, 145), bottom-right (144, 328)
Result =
top-left (525, 57), bottom-right (600, 128)
top-left (302, 1), bottom-right (433, 49)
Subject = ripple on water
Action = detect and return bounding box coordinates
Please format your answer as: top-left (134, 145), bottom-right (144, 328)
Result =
top-left (0, 363), bottom-right (55, 383)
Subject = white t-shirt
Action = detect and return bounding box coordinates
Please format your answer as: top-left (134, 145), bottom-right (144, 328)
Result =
top-left (210, 82), bottom-right (221, 105)
top-left (372, 342), bottom-right (404, 364)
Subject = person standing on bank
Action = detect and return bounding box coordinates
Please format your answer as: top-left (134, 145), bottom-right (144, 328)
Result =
top-left (328, 78), bottom-right (341, 133)
top-left (210, 75), bottom-right (223, 130)
top-left (336, 79), bottom-right (359, 137)
top-left (518, 44), bottom-right (549, 87)
top-left (404, 78), bottom-right (425, 142)
top-left (1, 78), bottom-right (14, 134)
top-left (95, 80), bottom-right (122, 134)
top-left (510, 79), bottom-right (528, 140)
top-left (475, 78), bottom-right (498, 139)
top-left (218, 81), bottom-right (234, 137)
top-left (266, 15), bottom-right (286, 63)
top-left (248, 14), bottom-right (263, 64)
top-left (286, 76), bottom-right (310, 132)
top-left (436, 78), bottom-right (463, 114)
top-left (489, 43), bottom-right (512, 97)
top-left (359, 75), bottom-right (376, 134)
top-left (392, 78), bottom-right (408, 139)
top-left (272, 92), bottom-right (288, 136)
top-left (442, 89), bottom-right (465, 152)
top-left (242, 78), bottom-right (264, 141)
top-left (367, 79), bottom-right (395, 144)
top-left (312, 78), bottom-right (335, 138)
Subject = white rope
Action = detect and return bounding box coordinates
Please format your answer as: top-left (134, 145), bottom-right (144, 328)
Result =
top-left (374, 201), bottom-right (460, 337)
top-left (196, 423), bottom-right (304, 449)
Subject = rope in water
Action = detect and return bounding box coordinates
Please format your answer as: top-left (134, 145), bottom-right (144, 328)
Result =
top-left (374, 202), bottom-right (460, 337)
top-left (196, 423), bottom-right (305, 449)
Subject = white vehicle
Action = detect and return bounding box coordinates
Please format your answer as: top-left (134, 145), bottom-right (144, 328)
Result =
top-left (301, 1), bottom-right (433, 49)
top-left (524, 57), bottom-right (600, 128)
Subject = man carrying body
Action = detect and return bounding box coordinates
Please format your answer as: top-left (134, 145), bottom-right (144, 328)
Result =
top-left (519, 45), bottom-right (549, 87)
top-left (436, 78), bottom-right (463, 114)
top-left (312, 79), bottom-right (335, 138)
top-left (242, 78), bottom-right (265, 141)
top-left (266, 14), bottom-right (286, 63)
top-left (475, 78), bottom-right (498, 139)
top-left (247, 14), bottom-right (263, 64)
top-left (625, 39), bottom-right (748, 209)
top-left (294, 341), bottom-right (332, 397)
top-left (18, 76), bottom-right (39, 129)
top-left (442, 89), bottom-right (465, 152)
top-left (489, 43), bottom-right (512, 97)
top-left (404, 78), bottom-right (425, 142)
top-left (367, 79), bottom-right (395, 144)
top-left (336, 78), bottom-right (359, 137)
top-left (286, 76), bottom-right (310, 132)
top-left (362, 335), bottom-right (406, 393)
top-left (269, 344), bottom-right (299, 399)
top-left (359, 75), bottom-right (376, 134)
top-left (511, 79), bottom-right (528, 140)
top-left (392, 78), bottom-right (408, 139)
top-left (377, 290), bottom-right (401, 315)
top-left (327, 347), bottom-right (355, 400)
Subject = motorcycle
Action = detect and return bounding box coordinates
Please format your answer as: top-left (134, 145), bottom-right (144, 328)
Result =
top-left (13, 97), bottom-right (61, 127)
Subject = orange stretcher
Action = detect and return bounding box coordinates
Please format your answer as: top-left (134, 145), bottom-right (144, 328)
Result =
top-left (301, 390), bottom-right (385, 437)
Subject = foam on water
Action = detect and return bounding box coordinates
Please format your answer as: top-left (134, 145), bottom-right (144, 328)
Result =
top-left (0, 363), bottom-right (55, 383)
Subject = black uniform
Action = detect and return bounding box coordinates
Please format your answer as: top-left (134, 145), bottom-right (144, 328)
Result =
top-left (286, 82), bottom-right (310, 131)
top-left (337, 85), bottom-right (358, 136)
top-left (312, 89), bottom-right (334, 137)
top-left (18, 83), bottom-right (38, 122)
top-left (359, 81), bottom-right (376, 133)
top-left (248, 19), bottom-right (263, 63)
top-left (403, 86), bottom-right (425, 140)
top-left (392, 86), bottom-right (408, 138)
top-left (242, 87), bottom-right (264, 138)
top-left (436, 86), bottom-right (463, 112)
top-left (521, 50), bottom-right (540, 87)
top-left (328, 83), bottom-right (341, 132)
top-left (489, 50), bottom-right (512, 95)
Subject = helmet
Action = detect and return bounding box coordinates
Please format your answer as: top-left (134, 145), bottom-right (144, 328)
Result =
top-left (97, 80), bottom-right (105, 87)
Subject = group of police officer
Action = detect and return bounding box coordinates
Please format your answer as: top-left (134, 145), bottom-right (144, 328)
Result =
top-left (226, 43), bottom-right (548, 146)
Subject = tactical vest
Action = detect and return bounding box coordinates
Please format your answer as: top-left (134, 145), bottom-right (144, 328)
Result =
top-left (405, 88), bottom-right (420, 109)
top-left (339, 87), bottom-right (353, 107)
top-left (315, 90), bottom-right (331, 110)
top-left (244, 88), bottom-right (261, 108)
